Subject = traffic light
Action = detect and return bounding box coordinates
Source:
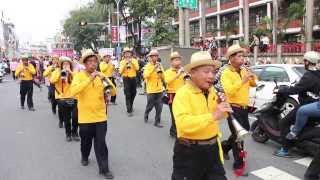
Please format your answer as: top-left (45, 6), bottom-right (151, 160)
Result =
top-left (79, 21), bottom-right (87, 26)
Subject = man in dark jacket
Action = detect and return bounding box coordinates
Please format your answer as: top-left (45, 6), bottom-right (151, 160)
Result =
top-left (274, 51), bottom-right (320, 157)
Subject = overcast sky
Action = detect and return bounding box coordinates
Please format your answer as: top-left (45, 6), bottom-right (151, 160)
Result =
top-left (0, 0), bottom-right (92, 44)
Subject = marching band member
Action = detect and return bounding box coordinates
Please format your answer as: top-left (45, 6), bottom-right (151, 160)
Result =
top-left (15, 55), bottom-right (36, 111)
top-left (71, 49), bottom-right (116, 179)
top-left (164, 52), bottom-right (187, 137)
top-left (50, 56), bottom-right (79, 141)
top-left (143, 49), bottom-right (165, 128)
top-left (119, 47), bottom-right (139, 116)
top-left (100, 53), bottom-right (117, 105)
top-left (172, 51), bottom-right (231, 180)
top-left (219, 44), bottom-right (256, 175)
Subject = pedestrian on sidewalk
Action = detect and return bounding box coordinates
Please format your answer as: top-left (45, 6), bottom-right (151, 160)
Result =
top-left (119, 47), bottom-right (139, 116)
top-left (50, 56), bottom-right (79, 141)
top-left (10, 58), bottom-right (18, 80)
top-left (143, 49), bottom-right (165, 128)
top-left (71, 49), bottom-right (116, 179)
top-left (164, 52), bottom-right (187, 137)
top-left (171, 51), bottom-right (231, 180)
top-left (99, 53), bottom-right (117, 105)
top-left (15, 55), bottom-right (36, 111)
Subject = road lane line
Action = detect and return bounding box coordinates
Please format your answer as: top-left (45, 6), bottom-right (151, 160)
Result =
top-left (251, 166), bottom-right (301, 180)
top-left (294, 157), bottom-right (312, 167)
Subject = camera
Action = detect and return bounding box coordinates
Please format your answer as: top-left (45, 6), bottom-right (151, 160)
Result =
top-left (61, 70), bottom-right (68, 80)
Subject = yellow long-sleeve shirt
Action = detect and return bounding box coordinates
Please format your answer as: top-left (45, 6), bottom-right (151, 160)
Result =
top-left (15, 63), bottom-right (36, 81)
top-left (99, 61), bottom-right (114, 78)
top-left (164, 68), bottom-right (185, 94)
top-left (70, 71), bottom-right (116, 124)
top-left (220, 66), bottom-right (257, 106)
top-left (50, 69), bottom-right (74, 99)
top-left (43, 65), bottom-right (55, 78)
top-left (143, 62), bottom-right (164, 94)
top-left (119, 58), bottom-right (139, 78)
top-left (172, 82), bottom-right (221, 140)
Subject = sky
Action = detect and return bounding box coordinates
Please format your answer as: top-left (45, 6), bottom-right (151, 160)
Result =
top-left (0, 0), bottom-right (92, 45)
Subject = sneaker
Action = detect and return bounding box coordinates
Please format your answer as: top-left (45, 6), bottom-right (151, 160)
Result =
top-left (21, 106), bottom-right (25, 110)
top-left (59, 122), bottom-right (63, 128)
top-left (154, 123), bottom-right (164, 128)
top-left (100, 171), bottom-right (114, 179)
top-left (286, 132), bottom-right (298, 140)
top-left (28, 107), bottom-right (35, 111)
top-left (81, 158), bottom-right (89, 166)
top-left (66, 136), bottom-right (72, 142)
top-left (274, 147), bottom-right (294, 158)
top-left (127, 112), bottom-right (133, 117)
top-left (72, 133), bottom-right (80, 141)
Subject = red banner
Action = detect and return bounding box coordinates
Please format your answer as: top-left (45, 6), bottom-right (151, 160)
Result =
top-left (111, 26), bottom-right (118, 43)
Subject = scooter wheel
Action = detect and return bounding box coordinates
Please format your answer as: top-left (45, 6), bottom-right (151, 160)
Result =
top-left (251, 120), bottom-right (269, 143)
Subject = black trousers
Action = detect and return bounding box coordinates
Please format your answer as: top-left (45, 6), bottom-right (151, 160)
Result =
top-left (58, 100), bottom-right (78, 136)
top-left (144, 92), bottom-right (163, 124)
top-left (49, 84), bottom-right (58, 114)
top-left (168, 93), bottom-right (177, 136)
top-left (79, 121), bottom-right (109, 173)
top-left (20, 80), bottom-right (34, 108)
top-left (222, 106), bottom-right (249, 169)
top-left (109, 77), bottom-right (116, 103)
top-left (305, 147), bottom-right (320, 180)
top-left (172, 140), bottom-right (227, 180)
top-left (123, 77), bottom-right (137, 113)
top-left (12, 71), bottom-right (16, 80)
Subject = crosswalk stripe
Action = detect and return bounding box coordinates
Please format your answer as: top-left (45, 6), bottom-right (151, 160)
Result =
top-left (294, 157), bottom-right (312, 167)
top-left (251, 166), bottom-right (301, 180)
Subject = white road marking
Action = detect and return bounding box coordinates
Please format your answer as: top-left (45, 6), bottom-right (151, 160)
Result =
top-left (251, 166), bottom-right (301, 180)
top-left (294, 157), bottom-right (312, 167)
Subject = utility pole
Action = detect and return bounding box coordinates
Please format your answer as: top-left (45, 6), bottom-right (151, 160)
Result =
top-left (184, 9), bottom-right (190, 48)
top-left (179, 8), bottom-right (185, 47)
top-left (305, 0), bottom-right (314, 51)
top-left (200, 0), bottom-right (206, 38)
top-left (116, 0), bottom-right (121, 54)
top-left (243, 0), bottom-right (249, 45)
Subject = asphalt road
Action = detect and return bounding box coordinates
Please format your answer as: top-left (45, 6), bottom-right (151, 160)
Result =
top-left (0, 76), bottom-right (312, 180)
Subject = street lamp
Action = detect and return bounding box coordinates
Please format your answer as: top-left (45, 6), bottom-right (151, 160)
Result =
top-left (115, 0), bottom-right (121, 59)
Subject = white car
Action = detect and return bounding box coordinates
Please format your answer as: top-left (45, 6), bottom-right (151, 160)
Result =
top-left (249, 64), bottom-right (305, 112)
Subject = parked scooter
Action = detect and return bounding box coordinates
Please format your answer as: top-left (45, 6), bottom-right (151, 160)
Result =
top-left (251, 80), bottom-right (320, 156)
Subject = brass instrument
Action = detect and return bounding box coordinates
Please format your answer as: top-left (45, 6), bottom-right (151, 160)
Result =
top-left (156, 62), bottom-right (163, 74)
top-left (179, 67), bottom-right (191, 80)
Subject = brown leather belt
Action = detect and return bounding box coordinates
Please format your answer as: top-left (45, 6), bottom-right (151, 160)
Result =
top-left (231, 104), bottom-right (248, 110)
top-left (178, 137), bottom-right (217, 146)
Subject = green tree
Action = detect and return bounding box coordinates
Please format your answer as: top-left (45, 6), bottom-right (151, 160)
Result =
top-left (63, 2), bottom-right (108, 53)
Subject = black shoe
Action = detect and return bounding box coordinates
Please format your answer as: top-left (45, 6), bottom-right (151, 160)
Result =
top-left (100, 171), bottom-right (114, 179)
top-left (28, 107), bottom-right (35, 111)
top-left (72, 133), bottom-right (80, 141)
top-left (21, 106), bottom-right (25, 110)
top-left (144, 117), bottom-right (148, 123)
top-left (81, 158), bottom-right (89, 166)
top-left (169, 132), bottom-right (177, 138)
top-left (52, 110), bottom-right (56, 115)
top-left (154, 123), bottom-right (163, 128)
top-left (66, 136), bottom-right (72, 142)
top-left (223, 152), bottom-right (230, 160)
top-left (59, 122), bottom-right (63, 128)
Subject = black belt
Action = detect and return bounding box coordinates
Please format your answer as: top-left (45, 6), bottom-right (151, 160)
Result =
top-left (231, 104), bottom-right (248, 110)
top-left (178, 136), bottom-right (217, 146)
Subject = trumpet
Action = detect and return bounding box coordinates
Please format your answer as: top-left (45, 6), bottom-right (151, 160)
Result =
top-left (156, 62), bottom-right (163, 74)
top-left (217, 91), bottom-right (249, 142)
top-left (126, 62), bottom-right (131, 69)
top-left (102, 78), bottom-right (112, 95)
top-left (178, 67), bottom-right (191, 80)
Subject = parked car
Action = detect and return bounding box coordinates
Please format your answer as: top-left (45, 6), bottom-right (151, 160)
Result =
top-left (249, 64), bottom-right (305, 113)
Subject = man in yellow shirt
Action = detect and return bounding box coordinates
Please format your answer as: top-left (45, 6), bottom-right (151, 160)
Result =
top-left (143, 49), bottom-right (165, 128)
top-left (43, 55), bottom-right (60, 115)
top-left (99, 53), bottom-right (117, 105)
top-left (119, 47), bottom-right (139, 116)
top-left (15, 55), bottom-right (36, 111)
top-left (164, 52), bottom-right (187, 136)
top-left (50, 56), bottom-right (79, 141)
top-left (219, 44), bottom-right (256, 174)
top-left (70, 50), bottom-right (116, 179)
top-left (172, 51), bottom-right (231, 180)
